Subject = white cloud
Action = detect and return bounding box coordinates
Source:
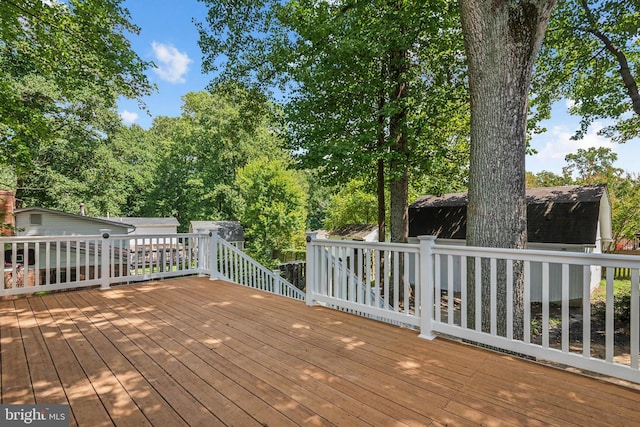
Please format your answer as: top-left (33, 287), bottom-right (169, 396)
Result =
top-left (537, 122), bottom-right (613, 160)
top-left (151, 42), bottom-right (192, 83)
top-left (528, 121), bottom-right (615, 174)
top-left (119, 110), bottom-right (139, 125)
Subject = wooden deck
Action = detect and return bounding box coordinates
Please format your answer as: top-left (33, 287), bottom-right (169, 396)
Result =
top-left (1, 277), bottom-right (639, 426)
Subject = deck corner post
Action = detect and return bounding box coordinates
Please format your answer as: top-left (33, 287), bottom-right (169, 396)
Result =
top-left (418, 235), bottom-right (437, 340)
top-left (208, 230), bottom-right (219, 280)
top-left (305, 231), bottom-right (318, 306)
top-left (273, 269), bottom-right (281, 294)
top-left (100, 231), bottom-right (111, 290)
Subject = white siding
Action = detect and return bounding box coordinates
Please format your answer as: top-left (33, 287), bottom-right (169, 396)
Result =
top-left (16, 212), bottom-right (129, 236)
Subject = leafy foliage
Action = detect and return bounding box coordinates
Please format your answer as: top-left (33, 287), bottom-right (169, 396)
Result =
top-left (145, 87), bottom-right (285, 231)
top-left (323, 179), bottom-right (378, 230)
top-left (533, 0), bottom-right (640, 142)
top-left (0, 0), bottom-right (154, 176)
top-left (235, 158), bottom-right (308, 266)
top-left (198, 0), bottom-right (470, 243)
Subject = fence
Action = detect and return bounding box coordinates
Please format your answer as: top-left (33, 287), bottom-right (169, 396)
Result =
top-left (1, 233), bottom-right (203, 297)
top-left (209, 235), bottom-right (305, 301)
top-left (306, 234), bottom-right (640, 384)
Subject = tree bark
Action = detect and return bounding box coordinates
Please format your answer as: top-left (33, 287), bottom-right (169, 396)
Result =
top-left (459, 0), bottom-right (555, 339)
top-left (388, 51), bottom-right (408, 245)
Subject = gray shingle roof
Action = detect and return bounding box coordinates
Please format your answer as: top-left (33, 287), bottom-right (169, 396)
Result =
top-left (409, 185), bottom-right (608, 245)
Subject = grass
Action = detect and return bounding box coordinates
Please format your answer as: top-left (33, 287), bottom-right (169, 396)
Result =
top-left (591, 278), bottom-right (634, 323)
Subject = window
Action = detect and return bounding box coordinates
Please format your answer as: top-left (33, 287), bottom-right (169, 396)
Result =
top-left (30, 213), bottom-right (42, 225)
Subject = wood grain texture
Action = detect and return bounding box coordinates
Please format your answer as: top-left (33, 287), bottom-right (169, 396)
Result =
top-left (1, 277), bottom-right (639, 426)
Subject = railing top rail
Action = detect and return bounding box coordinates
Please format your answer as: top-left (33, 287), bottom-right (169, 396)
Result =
top-left (309, 237), bottom-right (420, 253)
top-left (433, 243), bottom-right (640, 268)
top-left (0, 232), bottom-right (204, 243)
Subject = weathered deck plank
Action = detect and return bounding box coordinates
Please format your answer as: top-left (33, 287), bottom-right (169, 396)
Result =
top-left (1, 276), bottom-right (639, 426)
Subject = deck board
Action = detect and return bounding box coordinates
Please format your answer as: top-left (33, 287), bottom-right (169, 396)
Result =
top-left (1, 276), bottom-right (640, 426)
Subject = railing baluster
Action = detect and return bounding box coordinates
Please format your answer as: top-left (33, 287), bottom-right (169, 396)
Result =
top-left (631, 269), bottom-right (639, 369)
top-left (404, 250), bottom-right (410, 315)
top-left (447, 254), bottom-right (453, 324)
top-left (490, 258), bottom-right (497, 336)
top-left (606, 267), bottom-right (614, 363)
top-left (475, 257), bottom-right (481, 332)
top-left (562, 264), bottom-right (569, 353)
top-left (524, 261), bottom-right (531, 344)
top-left (461, 256), bottom-right (467, 329)
top-left (435, 254), bottom-right (441, 324)
top-left (542, 262), bottom-right (549, 349)
top-left (506, 259), bottom-right (513, 340)
top-left (393, 251), bottom-right (399, 311)
top-left (34, 242), bottom-right (40, 287)
top-left (582, 265), bottom-right (591, 358)
top-left (56, 241), bottom-right (61, 284)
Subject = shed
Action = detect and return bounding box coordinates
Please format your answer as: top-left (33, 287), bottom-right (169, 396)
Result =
top-left (408, 185), bottom-right (613, 301)
top-left (327, 224), bottom-right (379, 242)
top-left (190, 221), bottom-right (245, 249)
top-left (103, 217), bottom-right (179, 236)
top-left (409, 185), bottom-right (613, 251)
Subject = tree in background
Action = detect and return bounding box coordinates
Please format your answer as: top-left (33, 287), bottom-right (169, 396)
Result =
top-left (198, 0), bottom-right (469, 245)
top-left (323, 179), bottom-right (378, 230)
top-left (235, 158), bottom-right (308, 267)
top-left (17, 124), bottom-right (158, 216)
top-left (0, 0), bottom-right (153, 191)
top-left (533, 0), bottom-right (640, 143)
top-left (145, 87), bottom-right (285, 230)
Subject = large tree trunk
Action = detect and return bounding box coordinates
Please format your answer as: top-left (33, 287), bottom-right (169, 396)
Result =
top-left (388, 50), bottom-right (408, 245)
top-left (459, 0), bottom-right (555, 339)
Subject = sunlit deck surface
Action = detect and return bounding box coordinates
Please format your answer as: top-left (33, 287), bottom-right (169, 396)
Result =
top-left (2, 277), bottom-right (640, 426)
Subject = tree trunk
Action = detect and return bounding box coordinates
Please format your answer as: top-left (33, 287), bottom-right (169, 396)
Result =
top-left (377, 59), bottom-right (387, 244)
top-left (388, 51), bottom-right (408, 245)
top-left (459, 0), bottom-right (555, 339)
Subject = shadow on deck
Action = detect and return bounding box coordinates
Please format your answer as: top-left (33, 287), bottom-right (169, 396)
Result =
top-left (1, 277), bottom-right (639, 426)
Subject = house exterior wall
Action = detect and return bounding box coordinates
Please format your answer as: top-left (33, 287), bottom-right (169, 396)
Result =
top-left (16, 211), bottom-right (129, 236)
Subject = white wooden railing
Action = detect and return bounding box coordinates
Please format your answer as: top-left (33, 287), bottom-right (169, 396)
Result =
top-left (1, 231), bottom-right (303, 301)
top-left (306, 234), bottom-right (640, 384)
top-left (208, 232), bottom-right (305, 300)
top-left (1, 233), bottom-right (202, 296)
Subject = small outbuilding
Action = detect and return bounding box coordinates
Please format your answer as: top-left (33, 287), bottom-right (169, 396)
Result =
top-left (190, 220), bottom-right (245, 249)
top-left (408, 185), bottom-right (613, 300)
top-left (327, 224), bottom-right (379, 242)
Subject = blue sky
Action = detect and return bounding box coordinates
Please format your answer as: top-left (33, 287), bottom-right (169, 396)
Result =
top-left (118, 0), bottom-right (639, 177)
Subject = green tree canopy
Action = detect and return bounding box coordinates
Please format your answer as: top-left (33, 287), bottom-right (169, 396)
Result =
top-left (235, 158), bottom-right (308, 266)
top-left (145, 86), bottom-right (286, 230)
top-left (533, 0), bottom-right (640, 142)
top-left (0, 0), bottom-right (154, 176)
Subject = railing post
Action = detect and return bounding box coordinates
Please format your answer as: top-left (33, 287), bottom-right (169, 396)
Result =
top-left (418, 235), bottom-right (437, 340)
top-left (273, 269), bottom-right (281, 294)
top-left (305, 231), bottom-right (318, 306)
top-left (100, 231), bottom-right (111, 290)
top-left (197, 230), bottom-right (206, 277)
top-left (208, 230), bottom-right (220, 280)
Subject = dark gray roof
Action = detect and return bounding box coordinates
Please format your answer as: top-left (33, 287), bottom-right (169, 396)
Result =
top-left (328, 224), bottom-right (378, 240)
top-left (190, 220), bottom-right (244, 242)
top-left (409, 185), bottom-right (608, 245)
